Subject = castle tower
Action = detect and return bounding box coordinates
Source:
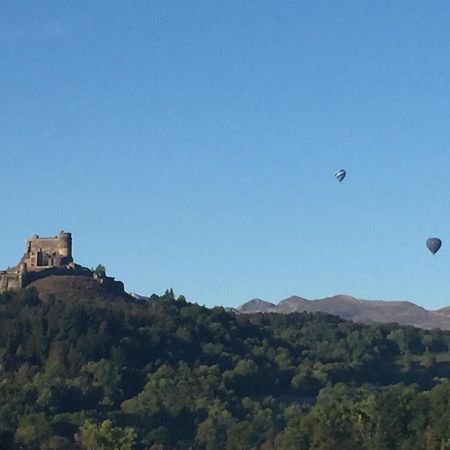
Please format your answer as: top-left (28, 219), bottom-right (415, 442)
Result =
top-left (58, 231), bottom-right (73, 263)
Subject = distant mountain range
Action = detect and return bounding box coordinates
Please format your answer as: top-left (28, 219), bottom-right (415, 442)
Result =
top-left (237, 295), bottom-right (450, 330)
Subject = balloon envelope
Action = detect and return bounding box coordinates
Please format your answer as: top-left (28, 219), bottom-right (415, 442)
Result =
top-left (426, 238), bottom-right (442, 254)
top-left (335, 169), bottom-right (346, 182)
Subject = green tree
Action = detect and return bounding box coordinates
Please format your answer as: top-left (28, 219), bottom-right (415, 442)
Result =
top-left (196, 401), bottom-right (235, 450)
top-left (14, 412), bottom-right (53, 448)
top-left (93, 264), bottom-right (106, 277)
top-left (75, 419), bottom-right (136, 450)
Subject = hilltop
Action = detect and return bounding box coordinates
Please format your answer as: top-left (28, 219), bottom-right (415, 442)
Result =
top-left (0, 231), bottom-right (124, 296)
top-left (27, 274), bottom-right (129, 302)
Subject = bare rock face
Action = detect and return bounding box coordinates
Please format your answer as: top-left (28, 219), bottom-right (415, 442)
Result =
top-left (237, 295), bottom-right (450, 330)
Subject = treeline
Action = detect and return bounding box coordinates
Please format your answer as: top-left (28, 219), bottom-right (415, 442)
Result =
top-left (1, 288), bottom-right (450, 449)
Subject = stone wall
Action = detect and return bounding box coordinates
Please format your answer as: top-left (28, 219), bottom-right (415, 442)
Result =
top-left (21, 231), bottom-right (73, 270)
top-left (0, 269), bottom-right (22, 292)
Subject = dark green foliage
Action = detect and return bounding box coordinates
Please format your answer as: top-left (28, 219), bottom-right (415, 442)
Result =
top-left (93, 265), bottom-right (106, 278)
top-left (1, 288), bottom-right (450, 448)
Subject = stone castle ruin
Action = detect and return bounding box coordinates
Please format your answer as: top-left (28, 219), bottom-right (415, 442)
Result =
top-left (22, 231), bottom-right (73, 269)
top-left (0, 231), bottom-right (123, 293)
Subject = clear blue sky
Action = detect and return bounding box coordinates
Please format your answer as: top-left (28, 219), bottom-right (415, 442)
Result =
top-left (1, 1), bottom-right (450, 309)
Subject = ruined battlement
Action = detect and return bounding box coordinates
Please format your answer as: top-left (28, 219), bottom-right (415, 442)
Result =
top-left (21, 231), bottom-right (73, 270)
top-left (0, 231), bottom-right (124, 295)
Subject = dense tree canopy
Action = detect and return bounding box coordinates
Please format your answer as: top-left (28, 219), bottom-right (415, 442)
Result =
top-left (1, 287), bottom-right (450, 449)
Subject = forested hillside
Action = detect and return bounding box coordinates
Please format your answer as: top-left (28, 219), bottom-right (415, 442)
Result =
top-left (2, 287), bottom-right (450, 449)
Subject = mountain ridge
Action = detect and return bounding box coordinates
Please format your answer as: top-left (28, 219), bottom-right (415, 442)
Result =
top-left (237, 294), bottom-right (450, 329)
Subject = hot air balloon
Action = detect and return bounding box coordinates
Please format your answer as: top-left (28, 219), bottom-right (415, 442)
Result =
top-left (426, 238), bottom-right (442, 255)
top-left (334, 169), bottom-right (346, 182)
